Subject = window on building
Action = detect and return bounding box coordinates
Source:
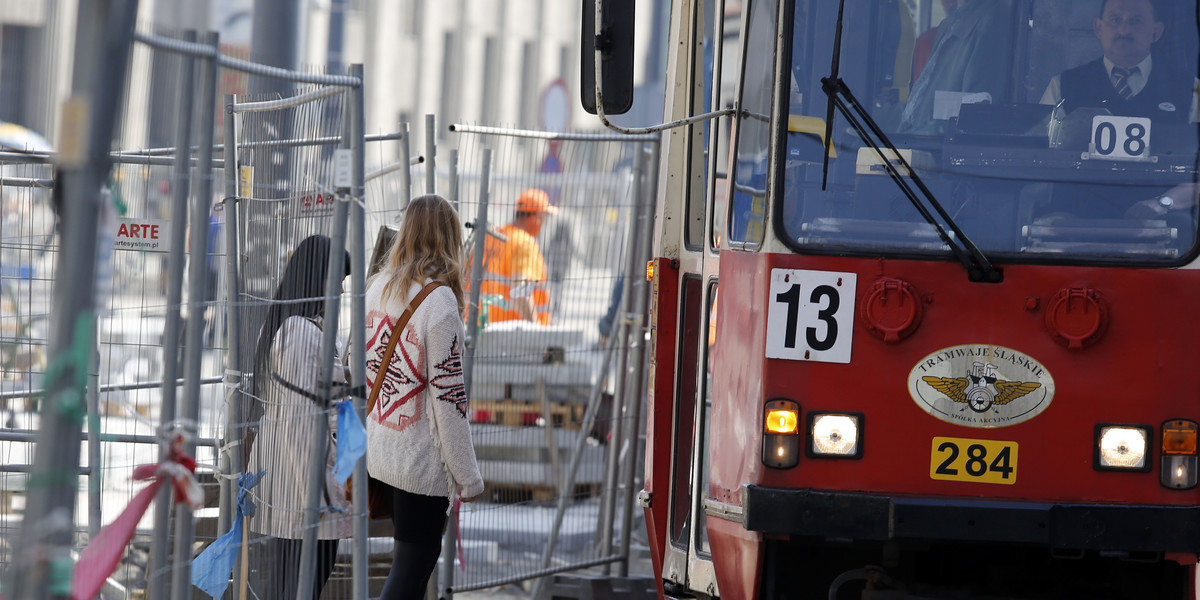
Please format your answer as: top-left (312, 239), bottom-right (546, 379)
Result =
top-left (0, 25), bottom-right (30, 126)
top-left (519, 41), bottom-right (539, 129)
top-left (481, 37), bottom-right (499, 125)
top-left (439, 31), bottom-right (460, 137)
top-left (408, 0), bottom-right (424, 36)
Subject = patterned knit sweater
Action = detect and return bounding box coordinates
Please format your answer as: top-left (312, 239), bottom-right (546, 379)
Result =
top-left (364, 278), bottom-right (485, 499)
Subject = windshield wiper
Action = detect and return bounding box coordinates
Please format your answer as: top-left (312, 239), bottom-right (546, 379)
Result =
top-left (819, 0), bottom-right (1002, 283)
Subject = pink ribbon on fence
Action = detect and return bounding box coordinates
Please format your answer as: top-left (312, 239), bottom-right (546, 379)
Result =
top-left (71, 435), bottom-right (202, 600)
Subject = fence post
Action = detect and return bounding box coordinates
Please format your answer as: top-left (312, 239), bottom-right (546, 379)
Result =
top-left (87, 318), bottom-right (102, 541)
top-left (447, 147), bottom-right (491, 600)
top-left (462, 147), bottom-right (490, 419)
top-left (425, 113), bottom-right (437, 194)
top-left (617, 140), bottom-right (659, 576)
top-left (399, 121), bottom-right (413, 210)
top-left (296, 83), bottom-right (356, 600)
top-left (7, 0), bottom-right (139, 598)
top-left (448, 149), bottom-right (459, 212)
top-left (172, 29), bottom-right (221, 600)
top-left (148, 28), bottom-right (198, 600)
top-left (221, 92), bottom-right (249, 599)
top-left (598, 142), bottom-right (648, 574)
top-left (348, 63), bottom-right (370, 600)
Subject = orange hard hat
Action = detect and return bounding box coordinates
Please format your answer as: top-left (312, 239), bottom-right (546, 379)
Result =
top-left (515, 188), bottom-right (558, 215)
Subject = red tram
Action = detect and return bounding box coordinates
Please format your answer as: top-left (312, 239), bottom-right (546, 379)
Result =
top-left (593, 0), bottom-right (1200, 598)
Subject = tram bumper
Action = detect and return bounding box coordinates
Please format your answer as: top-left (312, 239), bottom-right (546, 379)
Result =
top-left (739, 485), bottom-right (1200, 553)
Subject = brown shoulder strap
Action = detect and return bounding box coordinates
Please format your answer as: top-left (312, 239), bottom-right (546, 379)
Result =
top-left (367, 281), bottom-right (445, 413)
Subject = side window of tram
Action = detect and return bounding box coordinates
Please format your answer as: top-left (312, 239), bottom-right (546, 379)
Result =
top-left (670, 276), bottom-right (703, 546)
top-left (728, 0), bottom-right (777, 247)
top-left (708, 0), bottom-right (739, 252)
top-left (685, 0), bottom-right (719, 251)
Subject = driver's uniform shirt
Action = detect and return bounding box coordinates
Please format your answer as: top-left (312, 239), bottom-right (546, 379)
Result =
top-left (1040, 55), bottom-right (1199, 123)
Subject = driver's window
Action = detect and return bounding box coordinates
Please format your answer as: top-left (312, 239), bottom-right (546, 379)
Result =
top-left (777, 0), bottom-right (1200, 262)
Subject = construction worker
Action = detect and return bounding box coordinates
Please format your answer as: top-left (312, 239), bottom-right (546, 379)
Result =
top-left (478, 188), bottom-right (558, 325)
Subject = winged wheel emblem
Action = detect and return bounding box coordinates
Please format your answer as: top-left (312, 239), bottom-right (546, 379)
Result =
top-left (922, 362), bottom-right (1041, 413)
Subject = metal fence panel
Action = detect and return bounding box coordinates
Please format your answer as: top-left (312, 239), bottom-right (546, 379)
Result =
top-left (448, 124), bottom-right (659, 592)
top-left (0, 22), bottom-right (658, 599)
top-left (227, 83), bottom-right (366, 600)
top-left (0, 28), bottom-right (373, 600)
top-left (0, 159), bottom-right (57, 580)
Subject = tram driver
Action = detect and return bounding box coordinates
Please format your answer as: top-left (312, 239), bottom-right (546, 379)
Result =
top-left (1036, 0), bottom-right (1200, 226)
top-left (1039, 0), bottom-right (1198, 125)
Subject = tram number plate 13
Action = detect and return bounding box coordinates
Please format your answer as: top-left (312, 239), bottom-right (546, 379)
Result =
top-left (765, 269), bottom-right (857, 363)
top-left (930, 437), bottom-right (1018, 485)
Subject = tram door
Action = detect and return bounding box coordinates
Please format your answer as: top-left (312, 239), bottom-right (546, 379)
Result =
top-left (660, 0), bottom-right (735, 594)
top-left (661, 274), bottom-right (717, 594)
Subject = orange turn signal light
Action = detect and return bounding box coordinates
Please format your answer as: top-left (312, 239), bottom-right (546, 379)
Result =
top-left (1162, 420), bottom-right (1198, 456)
top-left (765, 407), bottom-right (799, 434)
top-left (646, 260), bottom-right (655, 282)
top-left (763, 399), bottom-right (801, 469)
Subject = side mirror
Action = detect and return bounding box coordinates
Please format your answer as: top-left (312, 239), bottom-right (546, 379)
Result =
top-left (581, 0), bottom-right (635, 115)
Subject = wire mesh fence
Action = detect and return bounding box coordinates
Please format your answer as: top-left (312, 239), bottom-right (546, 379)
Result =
top-left (0, 23), bottom-right (232, 597)
top-left (0, 22), bottom-right (659, 600)
top-left (0, 160), bottom-right (55, 396)
top-left (448, 125), bottom-right (660, 592)
top-left (228, 83), bottom-right (366, 600)
top-left (0, 157), bottom-right (57, 582)
top-left (0, 27), bottom-right (370, 599)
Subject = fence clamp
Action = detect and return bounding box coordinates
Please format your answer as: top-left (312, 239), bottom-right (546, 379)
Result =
top-left (223, 369), bottom-right (246, 389)
top-left (334, 149), bottom-right (353, 188)
top-left (636, 489), bottom-right (652, 509)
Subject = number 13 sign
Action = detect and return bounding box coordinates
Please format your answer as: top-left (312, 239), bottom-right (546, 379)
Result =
top-left (765, 269), bottom-right (857, 363)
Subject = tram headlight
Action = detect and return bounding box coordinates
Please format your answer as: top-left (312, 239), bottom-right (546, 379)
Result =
top-left (762, 399), bottom-right (800, 468)
top-left (1094, 424), bottom-right (1151, 472)
top-left (1161, 420), bottom-right (1198, 490)
top-left (808, 413), bottom-right (863, 458)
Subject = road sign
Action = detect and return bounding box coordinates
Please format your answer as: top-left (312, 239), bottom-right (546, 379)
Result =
top-left (540, 79), bottom-right (571, 133)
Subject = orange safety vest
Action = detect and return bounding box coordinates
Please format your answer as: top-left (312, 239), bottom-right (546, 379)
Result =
top-left (477, 224), bottom-right (552, 325)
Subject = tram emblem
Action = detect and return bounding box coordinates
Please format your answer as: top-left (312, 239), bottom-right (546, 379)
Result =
top-left (908, 345), bottom-right (1055, 428)
top-left (923, 362), bottom-right (1041, 414)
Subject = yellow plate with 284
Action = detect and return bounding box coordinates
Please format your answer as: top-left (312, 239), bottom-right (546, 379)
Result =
top-left (930, 436), bottom-right (1018, 485)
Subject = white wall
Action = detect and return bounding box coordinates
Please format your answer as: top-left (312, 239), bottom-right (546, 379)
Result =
top-left (219, 0), bottom-right (667, 163)
top-left (352, 0), bottom-right (658, 156)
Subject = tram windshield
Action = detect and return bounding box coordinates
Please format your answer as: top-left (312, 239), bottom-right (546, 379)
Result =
top-left (754, 0), bottom-right (1200, 262)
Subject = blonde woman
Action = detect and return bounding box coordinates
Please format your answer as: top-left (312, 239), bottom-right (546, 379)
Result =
top-left (364, 194), bottom-right (484, 600)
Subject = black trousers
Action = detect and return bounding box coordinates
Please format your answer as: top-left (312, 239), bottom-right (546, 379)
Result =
top-left (379, 484), bottom-right (450, 600)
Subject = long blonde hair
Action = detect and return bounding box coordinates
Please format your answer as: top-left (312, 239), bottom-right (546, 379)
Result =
top-left (373, 194), bottom-right (466, 314)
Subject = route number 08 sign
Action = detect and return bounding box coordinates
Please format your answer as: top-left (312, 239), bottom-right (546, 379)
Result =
top-left (1088, 115), bottom-right (1152, 162)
